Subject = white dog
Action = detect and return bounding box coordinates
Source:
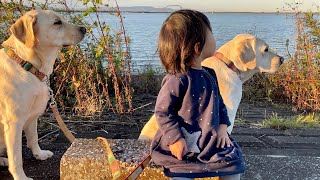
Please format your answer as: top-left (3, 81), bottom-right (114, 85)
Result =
top-left (139, 34), bottom-right (284, 140)
top-left (0, 10), bottom-right (85, 180)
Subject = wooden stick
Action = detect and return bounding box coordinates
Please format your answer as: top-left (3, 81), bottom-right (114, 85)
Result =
top-left (132, 102), bottom-right (153, 111)
top-left (38, 129), bottom-right (60, 141)
top-left (46, 122), bottom-right (77, 134)
top-left (125, 155), bottom-right (152, 180)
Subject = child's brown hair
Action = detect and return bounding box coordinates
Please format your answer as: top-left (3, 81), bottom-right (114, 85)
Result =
top-left (158, 9), bottom-right (212, 74)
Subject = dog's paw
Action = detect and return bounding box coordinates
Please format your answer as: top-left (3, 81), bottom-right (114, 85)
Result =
top-left (33, 150), bottom-right (53, 160)
top-left (13, 175), bottom-right (33, 180)
top-left (15, 177), bottom-right (33, 180)
top-left (10, 169), bottom-right (33, 180)
top-left (0, 157), bottom-right (8, 166)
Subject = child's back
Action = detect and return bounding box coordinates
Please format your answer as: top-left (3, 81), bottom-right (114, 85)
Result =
top-left (151, 9), bottom-right (245, 180)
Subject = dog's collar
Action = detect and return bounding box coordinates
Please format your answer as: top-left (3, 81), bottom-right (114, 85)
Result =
top-left (4, 47), bottom-right (46, 81)
top-left (213, 52), bottom-right (240, 74)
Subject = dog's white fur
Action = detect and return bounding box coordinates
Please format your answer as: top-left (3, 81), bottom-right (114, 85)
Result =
top-left (139, 34), bottom-right (283, 140)
top-left (0, 10), bottom-right (85, 180)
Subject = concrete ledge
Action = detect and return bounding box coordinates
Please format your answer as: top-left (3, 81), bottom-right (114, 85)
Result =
top-left (233, 127), bottom-right (320, 137)
top-left (232, 135), bottom-right (265, 147)
top-left (60, 139), bottom-right (219, 180)
top-left (264, 136), bottom-right (320, 149)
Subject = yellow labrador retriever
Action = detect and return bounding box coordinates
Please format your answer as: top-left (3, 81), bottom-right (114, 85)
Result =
top-left (139, 34), bottom-right (284, 140)
top-left (0, 10), bottom-right (85, 180)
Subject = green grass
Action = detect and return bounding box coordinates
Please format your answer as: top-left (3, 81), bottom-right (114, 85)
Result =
top-left (257, 113), bottom-right (320, 130)
top-left (234, 118), bottom-right (251, 126)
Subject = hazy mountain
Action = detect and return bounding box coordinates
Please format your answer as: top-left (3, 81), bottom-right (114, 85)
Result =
top-left (121, 6), bottom-right (174, 12)
top-left (97, 6), bottom-right (175, 13)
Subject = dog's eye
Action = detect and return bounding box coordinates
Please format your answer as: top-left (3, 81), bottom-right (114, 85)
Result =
top-left (54, 20), bottom-right (62, 25)
top-left (264, 48), bottom-right (269, 52)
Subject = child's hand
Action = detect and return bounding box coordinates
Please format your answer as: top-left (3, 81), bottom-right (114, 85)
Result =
top-left (216, 124), bottom-right (233, 148)
top-left (169, 138), bottom-right (188, 160)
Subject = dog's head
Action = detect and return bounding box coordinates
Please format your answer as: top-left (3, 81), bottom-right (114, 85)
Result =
top-left (224, 34), bottom-right (284, 74)
top-left (3, 10), bottom-right (86, 49)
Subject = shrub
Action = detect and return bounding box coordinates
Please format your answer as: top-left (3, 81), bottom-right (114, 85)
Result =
top-left (0, 0), bottom-right (133, 115)
top-left (270, 11), bottom-right (320, 111)
top-left (242, 6), bottom-right (320, 112)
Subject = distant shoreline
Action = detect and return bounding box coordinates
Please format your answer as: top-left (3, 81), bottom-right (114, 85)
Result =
top-left (55, 10), bottom-right (319, 14)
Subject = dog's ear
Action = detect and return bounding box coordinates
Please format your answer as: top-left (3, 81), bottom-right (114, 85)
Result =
top-left (233, 38), bottom-right (256, 71)
top-left (10, 14), bottom-right (37, 48)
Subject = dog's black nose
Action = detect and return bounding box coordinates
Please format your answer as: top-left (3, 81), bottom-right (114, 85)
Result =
top-left (279, 56), bottom-right (284, 64)
top-left (80, 27), bottom-right (87, 34)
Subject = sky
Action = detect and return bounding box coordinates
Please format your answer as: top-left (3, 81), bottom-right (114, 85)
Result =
top-left (113, 0), bottom-right (319, 12)
top-left (18, 0), bottom-right (320, 12)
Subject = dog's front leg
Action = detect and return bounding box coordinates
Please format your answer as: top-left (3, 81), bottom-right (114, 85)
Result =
top-left (0, 133), bottom-right (9, 166)
top-left (4, 121), bottom-right (32, 180)
top-left (24, 118), bottom-right (53, 160)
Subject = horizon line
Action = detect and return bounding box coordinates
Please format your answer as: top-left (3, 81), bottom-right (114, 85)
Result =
top-left (52, 9), bottom-right (319, 14)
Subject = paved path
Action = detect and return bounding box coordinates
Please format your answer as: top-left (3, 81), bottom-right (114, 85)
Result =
top-left (1, 126), bottom-right (319, 180)
top-left (233, 127), bottom-right (320, 180)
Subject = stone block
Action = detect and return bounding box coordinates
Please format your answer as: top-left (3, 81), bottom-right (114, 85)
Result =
top-left (60, 138), bottom-right (219, 180)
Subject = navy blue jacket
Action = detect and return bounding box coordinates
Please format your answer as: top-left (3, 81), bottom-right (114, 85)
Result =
top-left (151, 67), bottom-right (245, 178)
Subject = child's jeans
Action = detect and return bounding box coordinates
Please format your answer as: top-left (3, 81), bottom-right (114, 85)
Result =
top-left (170, 174), bottom-right (241, 180)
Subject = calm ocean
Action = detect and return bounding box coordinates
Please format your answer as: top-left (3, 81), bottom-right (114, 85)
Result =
top-left (88, 12), bottom-right (296, 70)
